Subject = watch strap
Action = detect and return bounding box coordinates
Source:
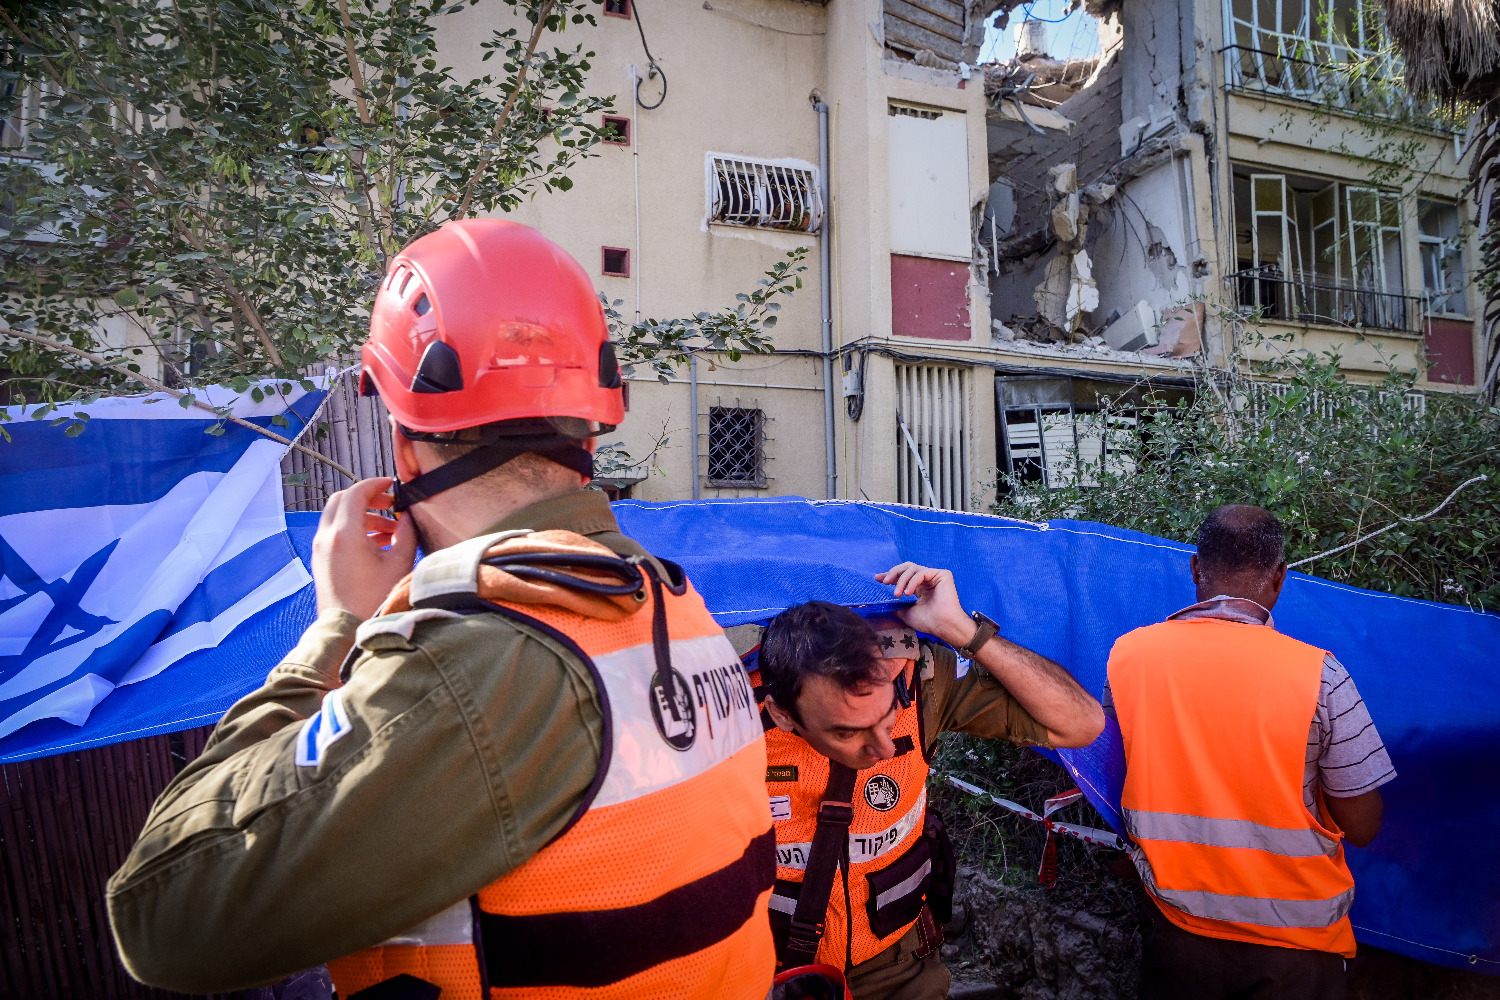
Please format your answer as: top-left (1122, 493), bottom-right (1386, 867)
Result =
top-left (956, 612), bottom-right (999, 658)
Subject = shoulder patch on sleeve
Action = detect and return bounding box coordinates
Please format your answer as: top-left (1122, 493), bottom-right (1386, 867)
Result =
top-left (295, 689), bottom-right (352, 767)
top-left (355, 608), bottom-right (463, 650)
top-left (918, 639), bottom-right (943, 680)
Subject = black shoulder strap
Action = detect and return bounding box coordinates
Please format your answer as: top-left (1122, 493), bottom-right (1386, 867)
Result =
top-left (782, 762), bottom-right (858, 968)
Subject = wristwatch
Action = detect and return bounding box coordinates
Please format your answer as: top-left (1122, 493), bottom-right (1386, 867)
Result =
top-left (955, 610), bottom-right (999, 658)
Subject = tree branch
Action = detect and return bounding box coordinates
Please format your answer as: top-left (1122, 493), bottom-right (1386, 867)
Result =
top-left (0, 7), bottom-right (286, 370)
top-left (454, 0), bottom-right (557, 219)
top-left (0, 328), bottom-right (355, 480)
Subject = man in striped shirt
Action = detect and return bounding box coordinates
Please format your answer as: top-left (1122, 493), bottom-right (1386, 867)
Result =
top-left (1103, 504), bottom-right (1395, 999)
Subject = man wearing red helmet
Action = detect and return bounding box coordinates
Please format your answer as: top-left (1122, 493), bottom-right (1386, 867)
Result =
top-left (108, 221), bottom-right (777, 999)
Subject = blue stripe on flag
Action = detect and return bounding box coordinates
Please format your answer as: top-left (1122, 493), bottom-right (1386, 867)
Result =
top-left (0, 391), bottom-right (324, 516)
top-left (0, 610), bottom-right (173, 721)
top-left (157, 533), bottom-right (298, 641)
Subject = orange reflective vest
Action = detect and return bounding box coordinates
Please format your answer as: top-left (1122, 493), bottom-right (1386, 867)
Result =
top-left (327, 529), bottom-right (776, 999)
top-left (751, 655), bottom-right (937, 971)
top-left (1108, 617), bottom-right (1357, 957)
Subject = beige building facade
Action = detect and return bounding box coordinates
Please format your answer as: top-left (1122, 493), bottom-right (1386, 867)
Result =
top-left (440, 0), bottom-right (1481, 509)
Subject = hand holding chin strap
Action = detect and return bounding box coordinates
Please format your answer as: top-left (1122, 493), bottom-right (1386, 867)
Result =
top-left (392, 434), bottom-right (595, 512)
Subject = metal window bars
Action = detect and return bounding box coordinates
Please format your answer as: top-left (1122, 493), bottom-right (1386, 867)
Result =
top-left (707, 154), bottom-right (823, 234)
top-left (706, 406), bottom-right (766, 488)
top-left (1234, 379), bottom-right (1426, 423)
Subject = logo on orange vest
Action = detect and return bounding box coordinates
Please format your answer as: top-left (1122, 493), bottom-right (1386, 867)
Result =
top-left (864, 774), bottom-right (901, 811)
top-left (649, 668), bottom-right (697, 751)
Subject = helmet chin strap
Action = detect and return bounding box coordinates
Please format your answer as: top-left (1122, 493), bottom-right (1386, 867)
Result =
top-left (391, 435), bottom-right (594, 513)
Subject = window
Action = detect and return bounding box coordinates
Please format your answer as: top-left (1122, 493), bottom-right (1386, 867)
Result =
top-left (887, 103), bottom-right (969, 260)
top-left (1, 78), bottom-right (54, 155)
top-left (601, 115), bottom-right (630, 146)
top-left (603, 0), bottom-right (631, 16)
top-left (895, 364), bottom-right (968, 510)
top-left (601, 246), bottom-right (630, 277)
top-left (996, 377), bottom-right (1196, 493)
top-left (1223, 0), bottom-right (1398, 103)
top-left (1231, 167), bottom-right (1414, 332)
top-left (707, 153), bottom-right (822, 233)
top-left (707, 406), bottom-right (765, 487)
top-left (1418, 199), bottom-right (1466, 316)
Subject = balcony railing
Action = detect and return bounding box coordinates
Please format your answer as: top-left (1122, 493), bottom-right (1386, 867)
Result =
top-left (1222, 44), bottom-right (1428, 120)
top-left (1229, 266), bottom-right (1424, 334)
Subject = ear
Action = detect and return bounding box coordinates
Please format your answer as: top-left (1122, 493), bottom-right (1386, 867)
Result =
top-left (1269, 560), bottom-right (1288, 598)
top-left (391, 418), bottom-right (424, 483)
top-left (762, 695), bottom-right (800, 734)
top-left (1190, 553), bottom-right (1201, 586)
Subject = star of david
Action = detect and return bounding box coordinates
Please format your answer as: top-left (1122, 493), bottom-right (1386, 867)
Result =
top-left (0, 535), bottom-right (120, 687)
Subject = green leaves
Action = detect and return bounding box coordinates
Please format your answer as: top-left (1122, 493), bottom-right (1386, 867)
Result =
top-left (994, 354), bottom-right (1500, 611)
top-left (0, 0), bottom-right (614, 404)
top-left (603, 247), bottom-right (809, 383)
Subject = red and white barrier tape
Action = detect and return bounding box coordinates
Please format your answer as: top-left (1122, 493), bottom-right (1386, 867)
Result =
top-left (944, 775), bottom-right (1125, 885)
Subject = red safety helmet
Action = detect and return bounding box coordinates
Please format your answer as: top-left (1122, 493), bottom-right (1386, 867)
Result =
top-left (361, 218), bottom-right (624, 434)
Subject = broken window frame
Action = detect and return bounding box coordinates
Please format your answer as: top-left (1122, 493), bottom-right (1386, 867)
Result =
top-left (1222, 0), bottom-right (1401, 105)
top-left (994, 376), bottom-right (1189, 494)
top-left (706, 153), bottom-right (823, 234)
top-left (1417, 198), bottom-right (1467, 318)
top-left (1231, 167), bottom-right (1418, 333)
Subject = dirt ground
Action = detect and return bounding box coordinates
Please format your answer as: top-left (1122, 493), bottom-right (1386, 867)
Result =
top-left (942, 866), bottom-right (1500, 1000)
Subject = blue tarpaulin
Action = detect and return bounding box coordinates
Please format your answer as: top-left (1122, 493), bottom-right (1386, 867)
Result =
top-left (614, 498), bottom-right (1500, 975)
top-left (1, 489), bottom-right (1494, 973)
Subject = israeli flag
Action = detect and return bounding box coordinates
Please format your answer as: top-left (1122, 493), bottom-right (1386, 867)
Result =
top-left (0, 380), bottom-right (328, 746)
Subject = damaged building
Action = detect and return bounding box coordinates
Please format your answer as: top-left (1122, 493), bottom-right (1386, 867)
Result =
top-left (417, 0), bottom-right (1480, 511)
top-left (979, 0), bottom-right (1479, 486)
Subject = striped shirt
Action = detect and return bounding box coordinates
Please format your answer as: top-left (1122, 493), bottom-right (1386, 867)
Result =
top-left (1102, 596), bottom-right (1396, 811)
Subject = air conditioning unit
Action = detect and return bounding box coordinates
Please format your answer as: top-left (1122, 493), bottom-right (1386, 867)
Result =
top-left (1102, 300), bottom-right (1159, 352)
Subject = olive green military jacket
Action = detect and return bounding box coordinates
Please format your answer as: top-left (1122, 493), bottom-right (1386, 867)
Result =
top-left (107, 490), bottom-right (638, 994)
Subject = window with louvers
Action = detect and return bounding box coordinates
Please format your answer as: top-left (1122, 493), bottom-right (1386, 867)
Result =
top-left (895, 364), bottom-right (968, 510)
top-left (707, 154), bottom-right (822, 233)
top-left (707, 406), bottom-right (766, 487)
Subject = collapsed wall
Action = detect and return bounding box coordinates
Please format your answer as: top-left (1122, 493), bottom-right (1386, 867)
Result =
top-left (979, 0), bottom-right (1208, 359)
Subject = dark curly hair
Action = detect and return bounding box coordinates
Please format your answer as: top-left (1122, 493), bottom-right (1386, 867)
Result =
top-left (759, 601), bottom-right (883, 724)
top-left (1196, 504), bottom-right (1285, 577)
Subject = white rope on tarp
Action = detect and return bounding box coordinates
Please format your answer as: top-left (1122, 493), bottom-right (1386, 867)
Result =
top-left (1288, 475), bottom-right (1489, 569)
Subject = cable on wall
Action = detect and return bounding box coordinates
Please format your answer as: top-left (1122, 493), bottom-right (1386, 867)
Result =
top-left (632, 0), bottom-right (667, 109)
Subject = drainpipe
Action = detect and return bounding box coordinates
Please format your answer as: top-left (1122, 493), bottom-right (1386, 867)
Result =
top-left (816, 99), bottom-right (837, 500)
top-left (689, 351), bottom-right (701, 500)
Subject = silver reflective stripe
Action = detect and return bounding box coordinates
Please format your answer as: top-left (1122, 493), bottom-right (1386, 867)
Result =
top-left (1151, 884), bottom-right (1355, 929)
top-left (768, 892), bottom-right (797, 915)
top-left (1124, 808), bottom-right (1340, 858)
top-left (379, 899), bottom-right (474, 947)
top-left (874, 858), bottom-right (932, 912)
top-left (1129, 843), bottom-right (1353, 929)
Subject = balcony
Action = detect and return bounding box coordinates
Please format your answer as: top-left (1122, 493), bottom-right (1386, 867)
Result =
top-left (1222, 44), bottom-right (1448, 125)
top-left (1230, 266), bottom-right (1424, 335)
